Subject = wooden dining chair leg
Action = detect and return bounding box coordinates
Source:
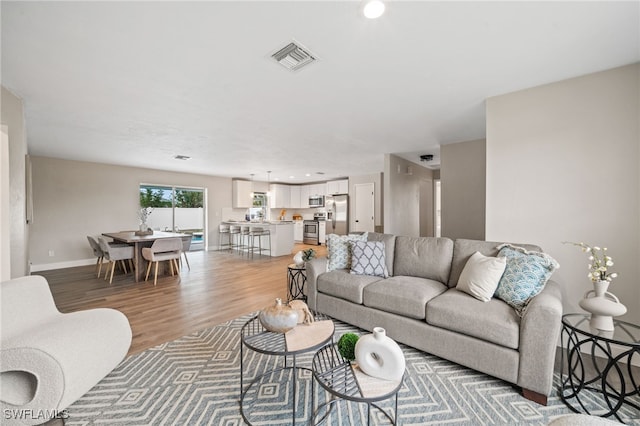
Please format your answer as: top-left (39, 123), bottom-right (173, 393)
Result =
top-left (97, 256), bottom-right (103, 278)
top-left (154, 262), bottom-right (159, 286)
top-left (109, 261), bottom-right (116, 284)
top-left (169, 259), bottom-right (174, 276)
top-left (145, 261), bottom-right (152, 282)
top-left (121, 260), bottom-right (128, 274)
top-left (174, 259), bottom-right (180, 273)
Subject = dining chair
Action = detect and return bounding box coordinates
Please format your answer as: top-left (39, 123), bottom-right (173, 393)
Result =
top-left (97, 237), bottom-right (135, 284)
top-left (142, 238), bottom-right (182, 286)
top-left (180, 235), bottom-right (192, 270)
top-left (86, 236), bottom-right (105, 278)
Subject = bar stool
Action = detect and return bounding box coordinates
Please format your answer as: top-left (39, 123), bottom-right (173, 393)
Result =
top-left (218, 224), bottom-right (232, 251)
top-left (239, 226), bottom-right (251, 255)
top-left (247, 227), bottom-right (271, 258)
top-left (229, 225), bottom-right (242, 253)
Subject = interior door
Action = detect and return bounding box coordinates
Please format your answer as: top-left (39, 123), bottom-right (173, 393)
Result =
top-left (354, 183), bottom-right (375, 233)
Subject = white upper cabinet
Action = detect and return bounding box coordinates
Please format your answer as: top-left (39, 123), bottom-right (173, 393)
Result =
top-left (289, 186), bottom-right (301, 208)
top-left (269, 184), bottom-right (290, 209)
top-left (309, 183), bottom-right (326, 197)
top-left (326, 179), bottom-right (348, 195)
top-left (300, 185), bottom-right (310, 208)
top-left (232, 180), bottom-right (253, 208)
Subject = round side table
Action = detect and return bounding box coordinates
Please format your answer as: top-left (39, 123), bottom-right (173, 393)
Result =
top-left (560, 313), bottom-right (640, 422)
top-left (311, 344), bottom-right (404, 425)
top-left (287, 263), bottom-right (307, 301)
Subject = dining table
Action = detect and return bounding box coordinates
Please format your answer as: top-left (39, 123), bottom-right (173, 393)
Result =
top-left (102, 231), bottom-right (189, 282)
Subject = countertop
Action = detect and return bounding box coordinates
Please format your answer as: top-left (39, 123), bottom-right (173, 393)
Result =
top-left (222, 220), bottom-right (294, 225)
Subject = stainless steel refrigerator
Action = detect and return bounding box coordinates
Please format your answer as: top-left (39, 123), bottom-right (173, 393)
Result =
top-left (325, 194), bottom-right (348, 235)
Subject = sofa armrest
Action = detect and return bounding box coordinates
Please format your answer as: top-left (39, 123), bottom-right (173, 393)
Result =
top-left (517, 279), bottom-right (563, 396)
top-left (304, 257), bottom-right (327, 311)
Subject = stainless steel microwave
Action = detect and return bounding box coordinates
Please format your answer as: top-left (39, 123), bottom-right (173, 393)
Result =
top-left (309, 195), bottom-right (324, 207)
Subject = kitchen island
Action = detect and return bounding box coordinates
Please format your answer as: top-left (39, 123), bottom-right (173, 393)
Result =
top-left (222, 221), bottom-right (294, 257)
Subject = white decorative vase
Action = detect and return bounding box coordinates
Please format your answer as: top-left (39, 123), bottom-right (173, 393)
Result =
top-left (293, 251), bottom-right (304, 267)
top-left (354, 327), bottom-right (405, 381)
top-left (258, 298), bottom-right (299, 333)
top-left (578, 280), bottom-right (627, 331)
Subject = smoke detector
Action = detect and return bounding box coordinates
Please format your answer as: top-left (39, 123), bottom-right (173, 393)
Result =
top-left (271, 40), bottom-right (317, 72)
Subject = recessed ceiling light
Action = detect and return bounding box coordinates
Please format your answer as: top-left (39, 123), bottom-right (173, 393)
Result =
top-left (174, 155), bottom-right (191, 160)
top-left (305, 173), bottom-right (311, 177)
top-left (289, 175), bottom-right (295, 179)
top-left (363, 0), bottom-right (385, 19)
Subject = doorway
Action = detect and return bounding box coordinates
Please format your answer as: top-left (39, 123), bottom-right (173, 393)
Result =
top-left (353, 183), bottom-right (375, 233)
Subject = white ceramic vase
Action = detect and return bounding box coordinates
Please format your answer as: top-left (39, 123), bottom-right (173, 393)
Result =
top-left (293, 251), bottom-right (304, 267)
top-left (578, 280), bottom-right (627, 331)
top-left (258, 298), bottom-right (299, 333)
top-left (354, 327), bottom-right (405, 381)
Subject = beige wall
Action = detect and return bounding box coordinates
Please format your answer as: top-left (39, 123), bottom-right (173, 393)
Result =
top-left (1, 86), bottom-right (29, 278)
top-left (383, 154), bottom-right (434, 237)
top-left (349, 173), bottom-right (383, 232)
top-left (486, 63), bottom-right (640, 324)
top-left (29, 156), bottom-right (232, 270)
top-left (440, 139), bottom-right (486, 240)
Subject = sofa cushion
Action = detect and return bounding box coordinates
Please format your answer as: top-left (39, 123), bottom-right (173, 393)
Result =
top-left (350, 241), bottom-right (389, 278)
top-left (426, 288), bottom-right (521, 349)
top-left (366, 232), bottom-right (396, 276)
top-left (448, 239), bottom-right (542, 288)
top-left (317, 269), bottom-right (382, 305)
top-left (326, 233), bottom-right (368, 272)
top-left (393, 236), bottom-right (453, 283)
top-left (494, 244), bottom-right (559, 316)
top-left (456, 251), bottom-right (507, 302)
top-left (363, 276), bottom-right (447, 320)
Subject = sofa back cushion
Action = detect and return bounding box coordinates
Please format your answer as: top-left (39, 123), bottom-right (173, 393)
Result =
top-left (448, 239), bottom-right (542, 288)
top-left (366, 232), bottom-right (396, 276)
top-left (393, 236), bottom-right (454, 283)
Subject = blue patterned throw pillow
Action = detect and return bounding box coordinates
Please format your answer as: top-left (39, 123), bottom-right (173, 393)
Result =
top-left (494, 244), bottom-right (559, 316)
top-left (350, 241), bottom-right (389, 278)
top-left (327, 234), bottom-right (368, 271)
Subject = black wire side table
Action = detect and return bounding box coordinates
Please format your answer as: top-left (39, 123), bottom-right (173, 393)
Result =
top-left (240, 312), bottom-right (334, 425)
top-left (287, 263), bottom-right (307, 301)
top-left (560, 313), bottom-right (640, 422)
top-left (311, 344), bottom-right (404, 425)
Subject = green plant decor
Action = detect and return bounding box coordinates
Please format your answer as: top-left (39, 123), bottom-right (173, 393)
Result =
top-left (302, 248), bottom-right (316, 262)
top-left (337, 332), bottom-right (359, 361)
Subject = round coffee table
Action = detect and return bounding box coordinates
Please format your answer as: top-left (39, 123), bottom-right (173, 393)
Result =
top-left (311, 343), bottom-right (404, 425)
top-left (240, 312), bottom-right (334, 425)
top-left (560, 313), bottom-right (640, 422)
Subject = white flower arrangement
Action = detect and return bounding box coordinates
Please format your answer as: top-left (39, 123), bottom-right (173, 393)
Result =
top-left (564, 241), bottom-right (618, 283)
top-left (138, 207), bottom-right (153, 225)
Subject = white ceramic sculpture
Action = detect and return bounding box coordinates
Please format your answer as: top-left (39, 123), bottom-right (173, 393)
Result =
top-left (579, 280), bottom-right (626, 331)
top-left (293, 251), bottom-right (304, 267)
top-left (354, 327), bottom-right (405, 381)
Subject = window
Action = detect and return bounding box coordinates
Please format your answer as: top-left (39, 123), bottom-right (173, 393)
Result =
top-left (139, 184), bottom-right (205, 251)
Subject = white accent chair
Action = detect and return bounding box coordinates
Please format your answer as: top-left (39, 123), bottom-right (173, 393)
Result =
top-left (142, 238), bottom-right (182, 286)
top-left (0, 275), bottom-right (132, 425)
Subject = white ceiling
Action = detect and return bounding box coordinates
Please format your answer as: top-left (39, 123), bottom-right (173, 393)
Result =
top-left (2, 1), bottom-right (638, 183)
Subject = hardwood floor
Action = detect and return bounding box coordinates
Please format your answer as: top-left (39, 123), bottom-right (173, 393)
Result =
top-left (38, 243), bottom-right (326, 356)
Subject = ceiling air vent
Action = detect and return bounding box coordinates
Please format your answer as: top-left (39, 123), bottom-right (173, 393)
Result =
top-left (271, 40), bottom-right (317, 72)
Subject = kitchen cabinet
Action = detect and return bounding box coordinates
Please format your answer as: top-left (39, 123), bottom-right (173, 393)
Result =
top-left (309, 183), bottom-right (326, 197)
top-left (326, 179), bottom-right (348, 195)
top-left (294, 221), bottom-right (304, 242)
top-left (269, 184), bottom-right (290, 208)
top-left (300, 185), bottom-right (310, 208)
top-left (289, 185), bottom-right (301, 208)
top-left (319, 221), bottom-right (326, 245)
top-left (232, 180), bottom-right (253, 208)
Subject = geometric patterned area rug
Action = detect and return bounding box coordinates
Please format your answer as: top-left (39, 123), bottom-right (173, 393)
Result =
top-left (65, 313), bottom-right (640, 425)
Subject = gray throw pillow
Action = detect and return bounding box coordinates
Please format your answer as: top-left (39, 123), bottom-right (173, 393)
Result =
top-left (350, 241), bottom-right (389, 278)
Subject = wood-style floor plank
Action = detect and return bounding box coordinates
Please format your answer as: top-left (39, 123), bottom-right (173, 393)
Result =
top-left (38, 244), bottom-right (326, 355)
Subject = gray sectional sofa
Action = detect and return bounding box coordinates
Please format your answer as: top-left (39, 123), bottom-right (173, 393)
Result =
top-left (305, 233), bottom-right (563, 405)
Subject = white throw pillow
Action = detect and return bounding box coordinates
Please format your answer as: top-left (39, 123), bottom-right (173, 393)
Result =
top-left (456, 251), bottom-right (507, 302)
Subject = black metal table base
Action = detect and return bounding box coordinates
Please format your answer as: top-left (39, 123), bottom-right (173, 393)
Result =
top-left (560, 317), bottom-right (640, 423)
top-left (312, 394), bottom-right (398, 425)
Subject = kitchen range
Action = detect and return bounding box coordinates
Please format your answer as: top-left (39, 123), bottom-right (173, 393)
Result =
top-left (303, 212), bottom-right (324, 245)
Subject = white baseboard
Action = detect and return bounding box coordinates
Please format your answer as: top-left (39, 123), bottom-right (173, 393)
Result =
top-left (30, 258), bottom-right (96, 272)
